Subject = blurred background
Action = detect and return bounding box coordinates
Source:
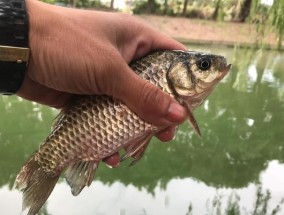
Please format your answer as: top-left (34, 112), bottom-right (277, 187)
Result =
top-left (0, 0), bottom-right (284, 215)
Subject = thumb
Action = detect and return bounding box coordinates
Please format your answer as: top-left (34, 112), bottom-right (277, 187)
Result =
top-left (107, 63), bottom-right (187, 126)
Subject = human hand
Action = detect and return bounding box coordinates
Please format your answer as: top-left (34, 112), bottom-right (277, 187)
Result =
top-left (19, 0), bottom-right (187, 166)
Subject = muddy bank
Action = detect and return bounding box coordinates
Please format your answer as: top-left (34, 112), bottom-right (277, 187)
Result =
top-left (139, 15), bottom-right (280, 49)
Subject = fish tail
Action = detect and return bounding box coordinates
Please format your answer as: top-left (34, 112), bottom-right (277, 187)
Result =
top-left (14, 155), bottom-right (60, 215)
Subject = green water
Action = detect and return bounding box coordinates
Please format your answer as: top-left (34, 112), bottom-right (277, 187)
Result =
top-left (0, 46), bottom-right (284, 215)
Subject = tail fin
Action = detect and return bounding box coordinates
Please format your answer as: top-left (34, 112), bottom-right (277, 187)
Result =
top-left (14, 156), bottom-right (60, 215)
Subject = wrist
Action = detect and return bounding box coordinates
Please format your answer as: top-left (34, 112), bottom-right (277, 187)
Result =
top-left (23, 0), bottom-right (71, 83)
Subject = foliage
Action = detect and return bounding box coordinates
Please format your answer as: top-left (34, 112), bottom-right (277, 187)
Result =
top-left (39, 0), bottom-right (283, 48)
top-left (270, 0), bottom-right (284, 49)
top-left (249, 0), bottom-right (284, 50)
top-left (249, 0), bottom-right (268, 47)
top-left (40, 0), bottom-right (108, 8)
top-left (162, 0), bottom-right (183, 16)
top-left (132, 0), bottom-right (161, 14)
top-left (203, 186), bottom-right (284, 215)
top-left (54, 0), bottom-right (101, 8)
top-left (41, 0), bottom-right (56, 4)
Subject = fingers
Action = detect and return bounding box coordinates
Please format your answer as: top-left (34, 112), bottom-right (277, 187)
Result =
top-left (131, 32), bottom-right (187, 62)
top-left (141, 26), bottom-right (187, 57)
top-left (107, 16), bottom-right (188, 127)
top-left (105, 60), bottom-right (187, 126)
top-left (103, 152), bottom-right (120, 168)
top-left (103, 126), bottom-right (178, 168)
top-left (117, 15), bottom-right (187, 63)
top-left (155, 126), bottom-right (178, 142)
top-left (17, 76), bottom-right (71, 108)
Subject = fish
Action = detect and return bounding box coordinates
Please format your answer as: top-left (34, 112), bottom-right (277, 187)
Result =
top-left (14, 50), bottom-right (231, 215)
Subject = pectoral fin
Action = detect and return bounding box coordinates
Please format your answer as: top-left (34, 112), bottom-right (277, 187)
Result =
top-left (166, 61), bottom-right (201, 137)
top-left (121, 132), bottom-right (153, 166)
top-left (180, 99), bottom-right (202, 137)
top-left (187, 106), bottom-right (202, 137)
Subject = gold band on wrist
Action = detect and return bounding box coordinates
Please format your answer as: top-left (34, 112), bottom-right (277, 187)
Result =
top-left (0, 45), bottom-right (30, 63)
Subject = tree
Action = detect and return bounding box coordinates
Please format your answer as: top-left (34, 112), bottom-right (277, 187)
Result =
top-left (70, 0), bottom-right (77, 7)
top-left (234, 0), bottom-right (253, 22)
top-left (270, 0), bottom-right (284, 49)
top-left (110, 0), bottom-right (115, 9)
top-left (164, 0), bottom-right (168, 15)
top-left (182, 0), bottom-right (189, 16)
top-left (212, 0), bottom-right (222, 20)
top-left (147, 0), bottom-right (157, 14)
top-left (252, 0), bottom-right (284, 49)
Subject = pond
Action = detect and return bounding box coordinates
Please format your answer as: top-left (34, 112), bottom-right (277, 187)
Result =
top-left (0, 45), bottom-right (284, 215)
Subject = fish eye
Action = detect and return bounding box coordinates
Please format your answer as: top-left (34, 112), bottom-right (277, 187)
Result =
top-left (197, 58), bottom-right (211, 71)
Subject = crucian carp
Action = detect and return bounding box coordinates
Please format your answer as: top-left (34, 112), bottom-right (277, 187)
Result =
top-left (14, 50), bottom-right (231, 215)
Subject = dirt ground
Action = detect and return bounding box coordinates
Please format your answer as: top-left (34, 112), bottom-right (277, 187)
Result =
top-left (139, 15), bottom-right (279, 48)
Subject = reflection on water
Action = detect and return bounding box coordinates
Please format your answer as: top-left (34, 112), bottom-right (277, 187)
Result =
top-left (1, 162), bottom-right (284, 215)
top-left (0, 46), bottom-right (284, 214)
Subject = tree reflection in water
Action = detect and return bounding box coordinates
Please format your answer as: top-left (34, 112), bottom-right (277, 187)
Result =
top-left (191, 186), bottom-right (284, 215)
top-left (0, 46), bottom-right (283, 214)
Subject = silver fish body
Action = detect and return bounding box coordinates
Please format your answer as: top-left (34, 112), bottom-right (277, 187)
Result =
top-left (14, 50), bottom-right (231, 215)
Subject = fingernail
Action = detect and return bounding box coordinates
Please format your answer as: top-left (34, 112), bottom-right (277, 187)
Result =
top-left (166, 102), bottom-right (186, 123)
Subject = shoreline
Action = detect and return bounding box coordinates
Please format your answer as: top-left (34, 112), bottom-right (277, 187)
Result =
top-left (138, 15), bottom-right (282, 50)
top-left (175, 37), bottom-right (277, 51)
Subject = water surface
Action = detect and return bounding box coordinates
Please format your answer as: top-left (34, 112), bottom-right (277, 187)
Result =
top-left (0, 46), bottom-right (283, 215)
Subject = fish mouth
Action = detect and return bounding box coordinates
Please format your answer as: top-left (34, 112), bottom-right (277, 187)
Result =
top-left (224, 64), bottom-right (232, 72)
top-left (218, 64), bottom-right (231, 79)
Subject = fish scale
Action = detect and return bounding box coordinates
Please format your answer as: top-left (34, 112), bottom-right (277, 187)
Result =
top-left (37, 95), bottom-right (154, 172)
top-left (14, 50), bottom-right (231, 215)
